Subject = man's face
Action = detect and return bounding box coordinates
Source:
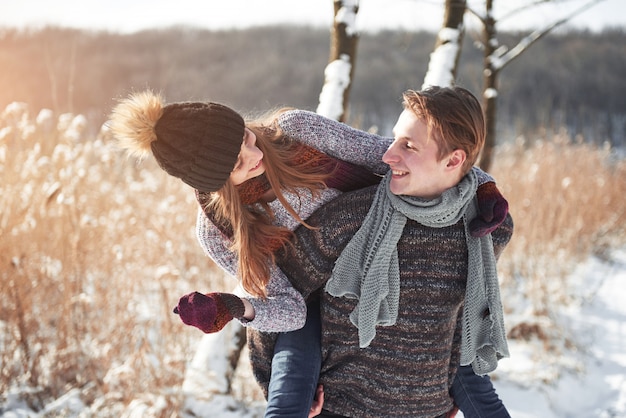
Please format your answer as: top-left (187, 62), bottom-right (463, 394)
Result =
top-left (383, 109), bottom-right (450, 199)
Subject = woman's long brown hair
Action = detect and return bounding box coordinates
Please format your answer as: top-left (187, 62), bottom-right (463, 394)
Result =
top-left (203, 109), bottom-right (335, 298)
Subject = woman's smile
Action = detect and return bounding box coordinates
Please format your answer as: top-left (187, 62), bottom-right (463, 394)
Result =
top-left (250, 159), bottom-right (264, 172)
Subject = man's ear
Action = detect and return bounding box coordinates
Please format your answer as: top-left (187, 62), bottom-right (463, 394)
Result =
top-left (446, 149), bottom-right (466, 170)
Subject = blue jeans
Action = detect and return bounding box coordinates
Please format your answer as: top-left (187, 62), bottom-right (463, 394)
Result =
top-left (265, 299), bottom-right (322, 418)
top-left (450, 364), bottom-right (511, 418)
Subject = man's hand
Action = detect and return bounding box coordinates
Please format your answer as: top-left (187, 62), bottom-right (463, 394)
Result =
top-left (309, 384), bottom-right (324, 417)
top-left (173, 291), bottom-right (245, 333)
top-left (446, 404), bottom-right (459, 418)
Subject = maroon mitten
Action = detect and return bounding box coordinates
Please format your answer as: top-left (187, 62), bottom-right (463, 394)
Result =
top-left (173, 291), bottom-right (245, 333)
top-left (470, 181), bottom-right (509, 237)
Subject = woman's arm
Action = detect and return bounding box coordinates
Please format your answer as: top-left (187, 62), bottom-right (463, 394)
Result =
top-left (278, 110), bottom-right (509, 239)
top-left (279, 110), bottom-right (498, 186)
top-left (195, 209), bottom-right (307, 332)
top-left (278, 109), bottom-right (391, 175)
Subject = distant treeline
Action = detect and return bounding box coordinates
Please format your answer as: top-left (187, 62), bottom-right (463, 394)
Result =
top-left (1, 25), bottom-right (624, 145)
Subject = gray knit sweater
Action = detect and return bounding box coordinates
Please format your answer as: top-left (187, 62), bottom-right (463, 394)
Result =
top-left (248, 185), bottom-right (514, 418)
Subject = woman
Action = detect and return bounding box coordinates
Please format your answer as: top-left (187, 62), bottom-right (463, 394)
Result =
top-left (109, 90), bottom-right (510, 418)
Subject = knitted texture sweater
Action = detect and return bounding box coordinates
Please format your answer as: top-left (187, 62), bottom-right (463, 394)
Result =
top-left (249, 185), bottom-right (514, 418)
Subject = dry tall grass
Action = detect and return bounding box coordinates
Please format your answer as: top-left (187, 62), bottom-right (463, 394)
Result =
top-left (493, 131), bottom-right (625, 309)
top-left (0, 103), bottom-right (232, 416)
top-left (1, 104), bottom-right (625, 415)
top-left (489, 130), bottom-right (626, 376)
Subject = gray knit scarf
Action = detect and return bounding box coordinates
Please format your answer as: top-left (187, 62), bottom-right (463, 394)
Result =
top-left (326, 170), bottom-right (509, 374)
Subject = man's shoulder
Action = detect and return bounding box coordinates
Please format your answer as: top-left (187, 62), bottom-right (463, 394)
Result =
top-left (292, 184), bottom-right (378, 253)
top-left (309, 185), bottom-right (378, 222)
top-left (328, 184), bottom-right (378, 207)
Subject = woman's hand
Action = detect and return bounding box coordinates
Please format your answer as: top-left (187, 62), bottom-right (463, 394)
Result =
top-left (173, 291), bottom-right (246, 333)
top-left (470, 181), bottom-right (509, 237)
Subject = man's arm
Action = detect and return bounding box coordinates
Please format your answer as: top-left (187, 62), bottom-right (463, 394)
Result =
top-left (491, 212), bottom-right (514, 260)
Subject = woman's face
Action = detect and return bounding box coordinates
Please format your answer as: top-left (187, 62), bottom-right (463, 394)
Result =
top-left (229, 128), bottom-right (265, 186)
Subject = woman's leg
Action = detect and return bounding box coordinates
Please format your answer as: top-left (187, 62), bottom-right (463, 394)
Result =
top-left (264, 298), bottom-right (322, 418)
top-left (450, 365), bottom-right (511, 418)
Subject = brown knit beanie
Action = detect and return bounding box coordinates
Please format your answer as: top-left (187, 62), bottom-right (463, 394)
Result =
top-left (109, 91), bottom-right (245, 193)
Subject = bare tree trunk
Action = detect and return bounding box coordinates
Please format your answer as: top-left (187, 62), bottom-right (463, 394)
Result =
top-left (440, 0), bottom-right (466, 81)
top-left (181, 320), bottom-right (249, 414)
top-left (317, 0), bottom-right (360, 122)
top-left (476, 0), bottom-right (604, 171)
top-left (479, 0), bottom-right (498, 172)
top-left (181, 284), bottom-right (250, 413)
top-left (422, 0), bottom-right (466, 88)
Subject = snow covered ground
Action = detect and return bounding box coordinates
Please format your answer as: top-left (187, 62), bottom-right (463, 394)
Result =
top-left (483, 248), bottom-right (626, 418)
top-left (2, 249), bottom-right (625, 418)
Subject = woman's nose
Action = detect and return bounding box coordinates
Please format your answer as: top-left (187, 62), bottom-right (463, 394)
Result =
top-left (243, 140), bottom-right (263, 161)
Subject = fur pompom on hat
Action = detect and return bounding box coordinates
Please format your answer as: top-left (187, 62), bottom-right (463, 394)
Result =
top-left (109, 90), bottom-right (245, 192)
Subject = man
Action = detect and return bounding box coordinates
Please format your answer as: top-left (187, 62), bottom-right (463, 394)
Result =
top-left (250, 86), bottom-right (514, 417)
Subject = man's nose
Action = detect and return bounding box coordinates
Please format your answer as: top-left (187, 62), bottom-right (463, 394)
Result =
top-left (382, 148), bottom-right (398, 163)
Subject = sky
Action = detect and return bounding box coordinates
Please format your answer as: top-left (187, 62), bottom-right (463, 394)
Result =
top-left (0, 0), bottom-right (624, 34)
